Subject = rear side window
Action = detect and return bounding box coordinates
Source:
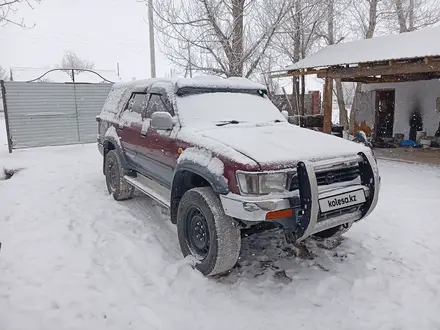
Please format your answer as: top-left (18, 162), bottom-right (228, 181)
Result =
top-left (127, 93), bottom-right (148, 114)
top-left (101, 85), bottom-right (132, 115)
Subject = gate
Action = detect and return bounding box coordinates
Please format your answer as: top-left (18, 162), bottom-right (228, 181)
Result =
top-left (1, 81), bottom-right (113, 152)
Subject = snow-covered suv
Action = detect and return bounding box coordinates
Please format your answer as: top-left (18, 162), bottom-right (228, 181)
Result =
top-left (97, 76), bottom-right (380, 276)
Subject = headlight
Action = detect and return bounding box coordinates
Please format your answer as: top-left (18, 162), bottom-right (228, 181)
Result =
top-left (236, 171), bottom-right (289, 195)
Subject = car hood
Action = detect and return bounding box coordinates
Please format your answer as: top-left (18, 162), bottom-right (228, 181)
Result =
top-left (198, 123), bottom-right (370, 169)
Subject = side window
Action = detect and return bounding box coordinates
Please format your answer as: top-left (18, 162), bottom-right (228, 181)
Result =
top-left (144, 94), bottom-right (171, 119)
top-left (127, 93), bottom-right (148, 114)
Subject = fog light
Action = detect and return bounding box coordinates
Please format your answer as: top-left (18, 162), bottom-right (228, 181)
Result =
top-left (243, 202), bottom-right (260, 212)
top-left (255, 201), bottom-right (278, 210)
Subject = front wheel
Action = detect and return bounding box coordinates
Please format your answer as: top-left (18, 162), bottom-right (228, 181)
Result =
top-left (177, 187), bottom-right (241, 276)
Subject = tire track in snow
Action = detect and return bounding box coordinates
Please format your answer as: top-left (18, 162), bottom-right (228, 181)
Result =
top-left (120, 194), bottom-right (181, 260)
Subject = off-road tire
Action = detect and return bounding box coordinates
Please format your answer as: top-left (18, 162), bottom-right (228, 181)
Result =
top-left (177, 187), bottom-right (241, 276)
top-left (313, 222), bottom-right (353, 239)
top-left (105, 150), bottom-right (134, 201)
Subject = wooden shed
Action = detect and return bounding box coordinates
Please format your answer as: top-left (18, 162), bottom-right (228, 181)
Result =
top-left (274, 27), bottom-right (440, 140)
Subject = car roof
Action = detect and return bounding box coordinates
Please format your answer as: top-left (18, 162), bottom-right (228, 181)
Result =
top-left (113, 76), bottom-right (267, 95)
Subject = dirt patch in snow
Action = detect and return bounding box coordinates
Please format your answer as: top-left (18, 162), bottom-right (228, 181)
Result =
top-left (0, 167), bottom-right (20, 181)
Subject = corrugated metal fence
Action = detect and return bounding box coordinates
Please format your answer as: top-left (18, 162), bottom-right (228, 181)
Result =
top-left (1, 81), bottom-right (113, 151)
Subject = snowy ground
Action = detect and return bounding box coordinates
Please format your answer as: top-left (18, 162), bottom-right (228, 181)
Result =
top-left (1, 117), bottom-right (440, 330)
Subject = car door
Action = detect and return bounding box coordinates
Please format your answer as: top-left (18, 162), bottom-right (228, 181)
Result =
top-left (135, 91), bottom-right (178, 188)
top-left (117, 92), bottom-right (148, 169)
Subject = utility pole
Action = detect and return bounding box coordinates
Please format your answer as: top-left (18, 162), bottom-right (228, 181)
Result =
top-left (116, 62), bottom-right (120, 77)
top-left (148, 0), bottom-right (156, 78)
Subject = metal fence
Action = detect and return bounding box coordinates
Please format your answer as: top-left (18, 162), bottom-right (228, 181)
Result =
top-left (1, 81), bottom-right (113, 152)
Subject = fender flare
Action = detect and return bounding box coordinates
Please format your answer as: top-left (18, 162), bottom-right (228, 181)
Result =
top-left (101, 136), bottom-right (131, 174)
top-left (169, 160), bottom-right (230, 225)
top-left (172, 161), bottom-right (230, 197)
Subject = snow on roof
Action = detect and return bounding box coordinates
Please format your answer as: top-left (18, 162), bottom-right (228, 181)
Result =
top-left (176, 76), bottom-right (266, 90)
top-left (115, 75), bottom-right (266, 92)
top-left (286, 26), bottom-right (440, 71)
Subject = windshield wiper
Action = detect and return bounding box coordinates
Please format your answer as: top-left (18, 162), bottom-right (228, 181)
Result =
top-left (216, 120), bottom-right (241, 127)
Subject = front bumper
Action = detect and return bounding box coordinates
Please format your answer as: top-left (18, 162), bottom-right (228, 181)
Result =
top-left (220, 152), bottom-right (380, 241)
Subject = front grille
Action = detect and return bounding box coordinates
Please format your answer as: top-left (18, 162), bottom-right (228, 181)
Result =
top-left (288, 165), bottom-right (360, 191)
top-left (315, 166), bottom-right (360, 186)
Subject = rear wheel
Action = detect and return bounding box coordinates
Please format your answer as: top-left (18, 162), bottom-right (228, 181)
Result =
top-left (177, 187), bottom-right (241, 276)
top-left (105, 150), bottom-right (134, 201)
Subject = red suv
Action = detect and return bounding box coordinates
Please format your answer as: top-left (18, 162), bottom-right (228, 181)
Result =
top-left (97, 76), bottom-right (380, 276)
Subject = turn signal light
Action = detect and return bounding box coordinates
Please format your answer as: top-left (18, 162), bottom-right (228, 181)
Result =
top-left (265, 209), bottom-right (293, 220)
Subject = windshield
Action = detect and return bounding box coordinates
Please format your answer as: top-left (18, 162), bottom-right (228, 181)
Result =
top-left (176, 92), bottom-right (286, 128)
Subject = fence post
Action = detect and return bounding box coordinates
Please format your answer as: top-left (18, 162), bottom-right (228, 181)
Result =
top-left (72, 83), bottom-right (81, 143)
top-left (1, 80), bottom-right (13, 153)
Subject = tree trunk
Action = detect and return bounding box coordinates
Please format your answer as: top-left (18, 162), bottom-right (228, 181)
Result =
top-left (301, 74), bottom-right (306, 116)
top-left (292, 0), bottom-right (302, 115)
top-left (230, 0), bottom-right (245, 76)
top-left (350, 0), bottom-right (378, 134)
top-left (335, 79), bottom-right (348, 128)
top-left (408, 0), bottom-right (415, 31)
top-left (366, 0), bottom-right (378, 38)
top-left (327, 0), bottom-right (342, 128)
top-left (395, 0), bottom-right (408, 33)
top-left (349, 83), bottom-right (363, 134)
top-left (323, 77), bottom-right (333, 134)
top-left (291, 76), bottom-right (300, 117)
top-left (327, 0), bottom-right (334, 44)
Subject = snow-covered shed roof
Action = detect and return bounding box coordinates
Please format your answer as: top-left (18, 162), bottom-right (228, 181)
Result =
top-left (286, 26), bottom-right (440, 71)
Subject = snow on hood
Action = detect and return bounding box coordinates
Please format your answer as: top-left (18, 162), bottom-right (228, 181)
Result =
top-left (198, 123), bottom-right (370, 168)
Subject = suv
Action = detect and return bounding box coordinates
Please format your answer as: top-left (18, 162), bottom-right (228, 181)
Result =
top-left (97, 76), bottom-right (380, 276)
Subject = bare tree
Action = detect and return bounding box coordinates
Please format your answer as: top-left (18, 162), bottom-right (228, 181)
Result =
top-left (388, 0), bottom-right (440, 33)
top-left (325, 0), bottom-right (350, 128)
top-left (0, 0), bottom-right (40, 27)
top-left (0, 66), bottom-right (6, 80)
top-left (148, 0), bottom-right (295, 78)
top-left (312, 0), bottom-right (350, 128)
top-left (272, 0), bottom-right (323, 115)
top-left (58, 52), bottom-right (94, 82)
top-left (347, 0), bottom-right (380, 132)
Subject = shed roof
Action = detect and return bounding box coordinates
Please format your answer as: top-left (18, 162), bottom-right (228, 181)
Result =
top-left (287, 26), bottom-right (440, 71)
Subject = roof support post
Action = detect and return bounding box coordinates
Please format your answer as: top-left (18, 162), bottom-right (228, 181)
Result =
top-left (323, 77), bottom-right (333, 134)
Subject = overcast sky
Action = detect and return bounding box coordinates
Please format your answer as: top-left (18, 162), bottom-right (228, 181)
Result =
top-left (0, 0), bottom-right (323, 91)
top-left (0, 0), bottom-right (172, 81)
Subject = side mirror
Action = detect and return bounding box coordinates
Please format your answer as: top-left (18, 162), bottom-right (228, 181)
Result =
top-left (151, 112), bottom-right (174, 130)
